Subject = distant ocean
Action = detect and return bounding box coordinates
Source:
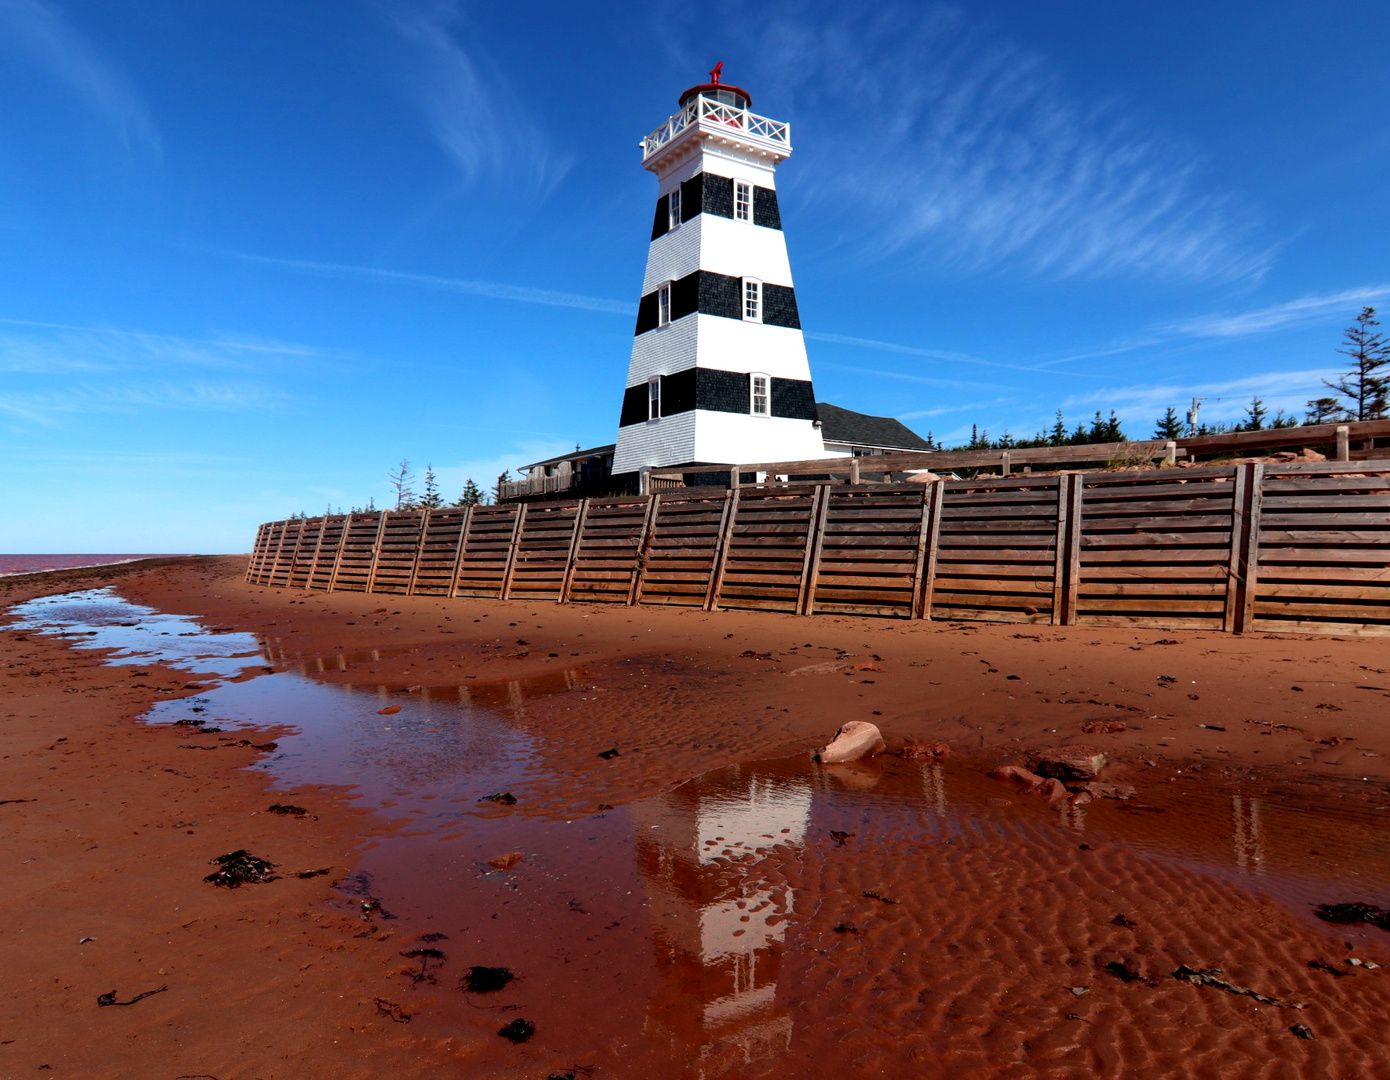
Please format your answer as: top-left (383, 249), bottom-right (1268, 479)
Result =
top-left (0, 555), bottom-right (191, 577)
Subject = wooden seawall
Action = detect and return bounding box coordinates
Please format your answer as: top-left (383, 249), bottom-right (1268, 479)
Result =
top-left (247, 461), bottom-right (1390, 637)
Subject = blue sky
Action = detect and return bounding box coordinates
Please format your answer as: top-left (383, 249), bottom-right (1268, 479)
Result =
top-left (2, 0), bottom-right (1387, 552)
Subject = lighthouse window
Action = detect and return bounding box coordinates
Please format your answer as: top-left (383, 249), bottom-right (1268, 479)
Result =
top-left (743, 279), bottom-right (762, 322)
top-left (657, 284), bottom-right (671, 327)
top-left (734, 181), bottom-right (752, 222)
top-left (668, 188), bottom-right (681, 230)
top-left (751, 373), bottom-right (769, 416)
top-left (648, 377), bottom-right (661, 421)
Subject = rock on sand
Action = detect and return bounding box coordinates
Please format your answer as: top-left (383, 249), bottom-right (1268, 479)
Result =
top-left (817, 721), bottom-right (886, 764)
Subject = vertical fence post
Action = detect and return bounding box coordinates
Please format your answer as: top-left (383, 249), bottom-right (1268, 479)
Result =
top-left (1225, 463), bottom-right (1263, 634)
top-left (849, 458), bottom-right (860, 486)
top-left (1222, 466), bottom-right (1249, 633)
top-left (559, 499), bottom-right (589, 604)
top-left (447, 507), bottom-right (474, 599)
top-left (405, 510), bottom-right (431, 596)
top-left (326, 514), bottom-right (353, 594)
top-left (365, 512), bottom-right (391, 594)
top-left (915, 480), bottom-right (945, 620)
top-left (628, 494), bottom-right (661, 605)
top-left (1336, 425), bottom-right (1350, 462)
top-left (246, 524), bottom-right (267, 583)
top-left (797, 485), bottom-right (831, 616)
top-left (704, 489), bottom-right (739, 612)
top-left (499, 504), bottom-right (527, 600)
top-left (1058, 474), bottom-right (1084, 626)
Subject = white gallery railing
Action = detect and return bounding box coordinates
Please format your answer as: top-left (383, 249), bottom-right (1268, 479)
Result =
top-left (642, 95), bottom-right (791, 160)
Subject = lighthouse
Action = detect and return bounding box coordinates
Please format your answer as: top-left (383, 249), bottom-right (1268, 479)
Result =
top-left (611, 68), bottom-right (831, 479)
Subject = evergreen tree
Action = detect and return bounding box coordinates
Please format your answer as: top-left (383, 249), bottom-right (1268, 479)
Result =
top-left (419, 464), bottom-right (443, 509)
top-left (1324, 307), bottom-right (1390, 421)
top-left (1305, 396), bottom-right (1346, 425)
top-left (1154, 407), bottom-right (1183, 440)
top-left (1088, 411), bottom-right (1108, 442)
top-left (1050, 410), bottom-right (1067, 446)
top-left (492, 470), bottom-right (513, 504)
top-left (387, 459), bottom-right (416, 510)
top-left (1271, 409), bottom-right (1298, 429)
top-left (1241, 396), bottom-right (1267, 432)
top-left (454, 478), bottom-right (483, 507)
top-left (1070, 422), bottom-right (1088, 444)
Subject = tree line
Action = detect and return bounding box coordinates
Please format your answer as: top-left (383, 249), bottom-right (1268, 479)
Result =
top-left (924, 306), bottom-right (1388, 452)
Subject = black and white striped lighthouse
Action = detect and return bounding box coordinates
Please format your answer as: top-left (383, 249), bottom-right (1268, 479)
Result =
top-left (612, 68), bottom-right (830, 477)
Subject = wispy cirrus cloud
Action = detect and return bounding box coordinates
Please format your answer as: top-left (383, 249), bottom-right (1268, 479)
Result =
top-left (0, 0), bottom-right (158, 155)
top-left (752, 3), bottom-right (1266, 283)
top-left (0, 318), bottom-right (334, 374)
top-left (1060, 368), bottom-right (1341, 427)
top-left (1165, 285), bottom-right (1390, 339)
top-left (0, 381), bottom-right (286, 425)
top-left (383, 0), bottom-right (569, 195)
top-left (234, 250), bottom-right (635, 315)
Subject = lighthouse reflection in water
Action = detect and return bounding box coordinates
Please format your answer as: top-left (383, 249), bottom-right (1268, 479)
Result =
top-left (634, 763), bottom-right (812, 1069)
top-left (629, 757), bottom-right (952, 1074)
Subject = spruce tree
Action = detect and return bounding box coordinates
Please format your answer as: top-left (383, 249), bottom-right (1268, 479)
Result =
top-left (1154, 407), bottom-right (1183, 440)
top-left (1305, 396), bottom-right (1346, 425)
top-left (1050, 410), bottom-right (1067, 446)
top-left (493, 470), bottom-right (513, 504)
top-left (1241, 396), bottom-right (1267, 432)
top-left (418, 464), bottom-right (443, 509)
top-left (1324, 307), bottom-right (1389, 421)
top-left (454, 479), bottom-right (483, 507)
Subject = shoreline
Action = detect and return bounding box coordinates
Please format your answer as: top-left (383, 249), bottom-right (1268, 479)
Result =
top-left (4, 556), bottom-right (1390, 1077)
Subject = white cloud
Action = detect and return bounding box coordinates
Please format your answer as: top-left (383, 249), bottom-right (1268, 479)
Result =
top-left (0, 0), bottom-right (159, 155)
top-left (1166, 285), bottom-right (1390, 339)
top-left (0, 319), bottom-right (334, 374)
top-left (754, 3), bottom-right (1266, 283)
top-left (385, 0), bottom-right (569, 195)
top-left (1060, 367), bottom-right (1342, 428)
top-left (0, 382), bottom-right (286, 424)
top-left (233, 251), bottom-right (635, 315)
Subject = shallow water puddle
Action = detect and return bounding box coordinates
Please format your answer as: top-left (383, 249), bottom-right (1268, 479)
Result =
top-left (10, 589), bottom-right (1390, 1076)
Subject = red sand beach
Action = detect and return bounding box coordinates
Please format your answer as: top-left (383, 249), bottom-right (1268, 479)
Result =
top-left (3, 555), bottom-right (1390, 1078)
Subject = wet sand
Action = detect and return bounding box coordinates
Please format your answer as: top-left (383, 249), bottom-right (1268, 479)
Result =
top-left (3, 555), bottom-right (1389, 1078)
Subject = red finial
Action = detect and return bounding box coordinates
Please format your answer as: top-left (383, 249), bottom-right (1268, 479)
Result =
top-left (709, 61), bottom-right (723, 84)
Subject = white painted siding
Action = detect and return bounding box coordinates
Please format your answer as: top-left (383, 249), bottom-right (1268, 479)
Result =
top-left (693, 316), bottom-right (810, 379)
top-left (692, 411), bottom-right (829, 465)
top-left (625, 315), bottom-right (811, 384)
top-left (659, 148), bottom-right (778, 191)
top-left (642, 216), bottom-right (704, 293)
top-left (624, 316), bottom-right (697, 384)
top-left (697, 214), bottom-right (793, 285)
top-left (613, 410), bottom-right (698, 474)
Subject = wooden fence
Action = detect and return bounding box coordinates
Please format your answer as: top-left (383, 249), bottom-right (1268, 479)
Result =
top-left (247, 461), bottom-right (1390, 637)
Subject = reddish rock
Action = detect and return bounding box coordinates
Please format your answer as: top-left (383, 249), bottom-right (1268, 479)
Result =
top-left (1030, 746), bottom-right (1108, 781)
top-left (1035, 778), bottom-right (1069, 803)
top-left (817, 721), bottom-right (886, 764)
top-left (988, 765), bottom-right (1047, 789)
top-left (1081, 719), bottom-right (1126, 735)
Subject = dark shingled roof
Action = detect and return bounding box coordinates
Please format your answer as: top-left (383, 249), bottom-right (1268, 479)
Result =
top-left (816, 403), bottom-right (933, 453)
top-left (521, 443), bottom-right (615, 471)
